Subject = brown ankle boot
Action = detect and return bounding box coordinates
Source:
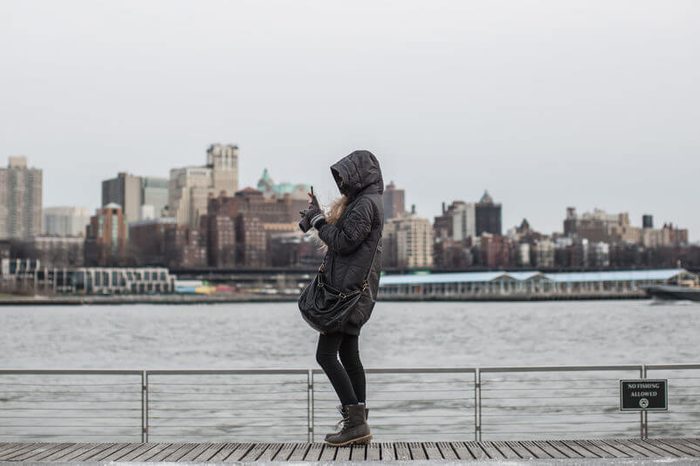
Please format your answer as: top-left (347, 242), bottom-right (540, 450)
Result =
top-left (324, 404), bottom-right (372, 446)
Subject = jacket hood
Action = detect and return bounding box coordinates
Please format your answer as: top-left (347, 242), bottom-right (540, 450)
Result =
top-left (330, 150), bottom-right (384, 197)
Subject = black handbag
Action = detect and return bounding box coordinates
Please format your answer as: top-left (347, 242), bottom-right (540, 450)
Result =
top-left (298, 241), bottom-right (379, 334)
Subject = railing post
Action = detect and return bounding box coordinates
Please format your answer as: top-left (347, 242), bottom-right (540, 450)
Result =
top-left (142, 371), bottom-right (149, 443)
top-left (640, 364), bottom-right (647, 440)
top-left (308, 370), bottom-right (314, 443)
top-left (474, 368), bottom-right (481, 442)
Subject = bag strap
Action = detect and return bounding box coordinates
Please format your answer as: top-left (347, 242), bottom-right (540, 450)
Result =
top-left (360, 199), bottom-right (382, 293)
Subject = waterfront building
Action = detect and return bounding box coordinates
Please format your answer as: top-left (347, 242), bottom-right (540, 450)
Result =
top-left (10, 235), bottom-right (84, 268)
top-left (84, 203), bottom-right (127, 266)
top-left (378, 268), bottom-right (697, 300)
top-left (1, 258), bottom-right (175, 294)
top-left (43, 207), bottom-right (91, 237)
top-left (0, 156), bottom-right (42, 240)
top-left (163, 225), bottom-right (207, 268)
top-left (384, 206), bottom-right (434, 269)
top-left (383, 181), bottom-right (406, 221)
top-left (475, 190), bottom-right (502, 236)
top-left (169, 144), bottom-right (240, 227)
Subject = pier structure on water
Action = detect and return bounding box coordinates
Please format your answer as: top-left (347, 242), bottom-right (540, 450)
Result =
top-left (378, 268), bottom-right (698, 300)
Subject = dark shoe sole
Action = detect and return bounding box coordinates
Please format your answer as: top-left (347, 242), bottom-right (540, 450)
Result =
top-left (324, 433), bottom-right (372, 447)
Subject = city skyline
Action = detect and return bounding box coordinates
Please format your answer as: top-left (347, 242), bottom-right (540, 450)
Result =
top-left (2, 1), bottom-right (698, 240)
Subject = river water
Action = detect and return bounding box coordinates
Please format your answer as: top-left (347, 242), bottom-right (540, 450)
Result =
top-left (1, 300), bottom-right (698, 369)
top-left (0, 300), bottom-right (698, 442)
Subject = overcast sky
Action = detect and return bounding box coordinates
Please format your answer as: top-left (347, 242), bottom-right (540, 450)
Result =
top-left (1, 0), bottom-right (698, 240)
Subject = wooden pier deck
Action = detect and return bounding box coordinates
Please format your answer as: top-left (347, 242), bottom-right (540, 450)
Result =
top-left (1, 439), bottom-right (700, 462)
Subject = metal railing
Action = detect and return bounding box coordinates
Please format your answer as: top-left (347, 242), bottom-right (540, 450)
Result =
top-left (1, 364), bottom-right (698, 442)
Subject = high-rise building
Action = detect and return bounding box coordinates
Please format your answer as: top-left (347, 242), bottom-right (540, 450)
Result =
top-left (43, 207), bottom-right (91, 237)
top-left (84, 203), bottom-right (127, 266)
top-left (383, 181), bottom-right (406, 221)
top-left (475, 190), bottom-right (502, 236)
top-left (384, 206), bottom-right (433, 269)
top-left (642, 215), bottom-right (654, 229)
top-left (434, 201), bottom-right (476, 240)
top-left (169, 144), bottom-right (240, 227)
top-left (207, 143), bottom-right (239, 194)
top-left (141, 177), bottom-right (169, 219)
top-left (0, 156), bottom-right (43, 240)
top-left (102, 172), bottom-right (142, 225)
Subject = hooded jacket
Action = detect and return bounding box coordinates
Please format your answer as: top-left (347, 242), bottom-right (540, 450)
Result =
top-left (317, 150), bottom-right (384, 335)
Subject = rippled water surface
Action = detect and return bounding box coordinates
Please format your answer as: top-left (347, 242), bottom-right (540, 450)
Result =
top-left (1, 300), bottom-right (697, 369)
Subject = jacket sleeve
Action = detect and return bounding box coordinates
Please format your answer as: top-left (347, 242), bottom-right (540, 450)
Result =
top-left (317, 197), bottom-right (374, 255)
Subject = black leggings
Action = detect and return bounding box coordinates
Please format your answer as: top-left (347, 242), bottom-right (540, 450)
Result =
top-left (316, 332), bottom-right (366, 406)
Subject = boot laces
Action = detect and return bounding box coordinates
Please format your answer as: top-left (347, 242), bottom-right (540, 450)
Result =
top-left (334, 405), bottom-right (350, 430)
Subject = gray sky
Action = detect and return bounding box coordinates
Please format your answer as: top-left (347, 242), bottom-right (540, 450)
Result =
top-left (1, 0), bottom-right (698, 240)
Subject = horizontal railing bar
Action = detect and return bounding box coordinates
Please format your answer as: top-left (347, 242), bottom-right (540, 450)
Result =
top-left (0, 370), bottom-right (143, 375)
top-left (0, 383), bottom-right (139, 387)
top-left (147, 369), bottom-right (310, 375)
top-left (479, 365), bottom-right (643, 373)
top-left (646, 364), bottom-right (700, 370)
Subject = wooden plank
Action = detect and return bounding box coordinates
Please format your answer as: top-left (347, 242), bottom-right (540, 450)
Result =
top-left (614, 439), bottom-right (663, 458)
top-left (550, 440), bottom-right (592, 458)
top-left (147, 443), bottom-right (189, 461)
top-left (71, 443), bottom-right (119, 462)
top-left (600, 439), bottom-right (648, 458)
top-left (588, 439), bottom-right (630, 458)
top-left (422, 442), bottom-right (443, 460)
top-left (41, 443), bottom-right (89, 462)
top-left (504, 441), bottom-right (536, 459)
top-left (349, 444), bottom-right (365, 461)
top-left (532, 440), bottom-right (569, 459)
top-left (226, 443), bottom-right (255, 461)
top-left (289, 443), bottom-right (310, 461)
top-left (18, 443), bottom-right (75, 462)
top-left (168, 443), bottom-right (202, 462)
top-left (379, 442), bottom-right (395, 461)
top-left (629, 439), bottom-right (678, 457)
top-left (463, 441), bottom-right (490, 460)
top-left (366, 442), bottom-right (381, 461)
top-left (114, 443), bottom-right (161, 462)
top-left (573, 440), bottom-right (616, 458)
top-left (335, 445), bottom-right (351, 461)
top-left (394, 442), bottom-right (411, 460)
top-left (272, 442), bottom-right (297, 461)
top-left (408, 442), bottom-right (427, 460)
top-left (238, 443), bottom-right (270, 461)
top-left (491, 441), bottom-right (523, 459)
top-left (179, 443), bottom-right (215, 462)
top-left (90, 443), bottom-right (141, 462)
top-left (436, 442), bottom-right (459, 460)
top-left (643, 440), bottom-right (690, 457)
top-left (191, 443), bottom-right (227, 462)
top-left (475, 441), bottom-right (505, 459)
top-left (319, 444), bottom-right (337, 461)
top-left (208, 442), bottom-right (244, 462)
top-left (3, 443), bottom-right (55, 461)
top-left (663, 439), bottom-right (700, 455)
top-left (303, 443), bottom-right (324, 461)
top-left (685, 438), bottom-right (700, 450)
top-left (257, 443), bottom-right (284, 462)
top-left (129, 443), bottom-right (172, 461)
top-left (0, 444), bottom-right (24, 459)
top-left (518, 441), bottom-right (554, 459)
top-left (0, 444), bottom-right (38, 461)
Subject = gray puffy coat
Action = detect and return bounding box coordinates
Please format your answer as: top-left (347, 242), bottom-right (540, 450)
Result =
top-left (317, 150), bottom-right (384, 335)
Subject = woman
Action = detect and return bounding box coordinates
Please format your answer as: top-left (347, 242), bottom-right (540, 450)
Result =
top-left (300, 150), bottom-right (384, 446)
